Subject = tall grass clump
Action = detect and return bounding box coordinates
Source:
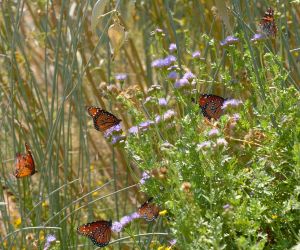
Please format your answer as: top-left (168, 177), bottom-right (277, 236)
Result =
top-left (0, 0), bottom-right (299, 249)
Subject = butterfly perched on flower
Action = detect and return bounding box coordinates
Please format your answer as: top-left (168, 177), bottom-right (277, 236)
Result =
top-left (260, 7), bottom-right (277, 37)
top-left (77, 220), bottom-right (112, 247)
top-left (198, 94), bottom-right (226, 120)
top-left (138, 197), bottom-right (160, 222)
top-left (14, 143), bottom-right (37, 178)
top-left (86, 106), bottom-right (121, 132)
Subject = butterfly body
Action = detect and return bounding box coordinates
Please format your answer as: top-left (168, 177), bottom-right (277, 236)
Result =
top-left (87, 106), bottom-right (121, 132)
top-left (260, 8), bottom-right (277, 37)
top-left (14, 143), bottom-right (36, 178)
top-left (77, 220), bottom-right (112, 247)
top-left (138, 197), bottom-right (160, 222)
top-left (198, 94), bottom-right (226, 120)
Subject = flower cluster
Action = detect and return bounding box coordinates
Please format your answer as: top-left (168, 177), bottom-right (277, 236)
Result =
top-left (44, 234), bottom-right (56, 250)
top-left (104, 124), bottom-right (126, 145)
top-left (222, 99), bottom-right (243, 109)
top-left (139, 171), bottom-right (151, 185)
top-left (220, 35), bottom-right (239, 46)
top-left (111, 212), bottom-right (141, 233)
top-left (115, 73), bottom-right (127, 81)
top-left (152, 55), bottom-right (176, 68)
top-left (173, 68), bottom-right (196, 89)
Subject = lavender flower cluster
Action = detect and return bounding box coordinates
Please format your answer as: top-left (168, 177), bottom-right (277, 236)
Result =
top-left (111, 212), bottom-right (141, 233)
top-left (152, 55), bottom-right (177, 68)
top-left (104, 124), bottom-right (126, 145)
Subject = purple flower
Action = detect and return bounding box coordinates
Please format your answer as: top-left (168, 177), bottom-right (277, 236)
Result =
top-left (183, 71), bottom-right (195, 80)
top-left (220, 36), bottom-right (239, 46)
top-left (208, 128), bottom-right (219, 137)
top-left (163, 110), bottom-right (176, 120)
top-left (158, 98), bottom-right (168, 106)
top-left (174, 78), bottom-right (189, 89)
top-left (169, 239), bottom-right (177, 246)
top-left (223, 204), bottom-right (231, 209)
top-left (111, 135), bottom-right (126, 145)
top-left (251, 33), bottom-right (267, 42)
top-left (222, 99), bottom-right (243, 109)
top-left (138, 120), bottom-right (154, 131)
top-left (155, 115), bottom-right (161, 123)
top-left (168, 71), bottom-right (178, 79)
top-left (232, 113), bottom-right (240, 121)
top-left (151, 55), bottom-right (176, 68)
top-left (115, 73), bottom-right (127, 81)
top-left (192, 51), bottom-right (201, 58)
top-left (197, 141), bottom-right (211, 150)
top-left (140, 171), bottom-right (150, 185)
top-left (44, 234), bottom-right (56, 250)
top-left (130, 212), bottom-right (141, 219)
top-left (111, 222), bottom-right (123, 233)
top-left (164, 55), bottom-right (176, 65)
top-left (128, 126), bottom-right (139, 135)
top-left (169, 43), bottom-right (177, 52)
top-left (216, 138), bottom-right (228, 147)
top-left (120, 215), bottom-right (132, 225)
top-left (104, 124), bottom-right (122, 138)
top-left (111, 212), bottom-right (141, 233)
top-left (151, 58), bottom-right (166, 68)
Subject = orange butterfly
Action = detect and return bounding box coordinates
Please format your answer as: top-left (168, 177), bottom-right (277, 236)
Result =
top-left (138, 197), bottom-right (160, 221)
top-left (260, 7), bottom-right (277, 37)
top-left (77, 220), bottom-right (112, 247)
top-left (86, 106), bottom-right (121, 132)
top-left (198, 94), bottom-right (226, 120)
top-left (14, 143), bottom-right (37, 178)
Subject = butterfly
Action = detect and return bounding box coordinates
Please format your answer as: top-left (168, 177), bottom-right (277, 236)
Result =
top-left (77, 220), bottom-right (112, 247)
top-left (14, 143), bottom-right (37, 178)
top-left (138, 197), bottom-right (160, 222)
top-left (86, 106), bottom-right (121, 132)
top-left (198, 94), bottom-right (226, 120)
top-left (260, 7), bottom-right (277, 37)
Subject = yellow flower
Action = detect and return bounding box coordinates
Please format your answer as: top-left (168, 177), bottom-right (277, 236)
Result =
top-left (97, 180), bottom-right (103, 186)
top-left (159, 210), bottom-right (167, 216)
top-left (90, 165), bottom-right (95, 171)
top-left (92, 191), bottom-right (99, 197)
top-left (157, 247), bottom-right (165, 250)
top-left (14, 218), bottom-right (22, 228)
top-left (42, 201), bottom-right (48, 207)
top-left (271, 214), bottom-right (278, 219)
top-left (39, 231), bottom-right (45, 241)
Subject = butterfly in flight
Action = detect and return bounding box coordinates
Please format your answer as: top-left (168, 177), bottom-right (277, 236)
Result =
top-left (14, 143), bottom-right (37, 178)
top-left (77, 220), bottom-right (112, 247)
top-left (138, 197), bottom-right (160, 222)
top-left (86, 106), bottom-right (121, 132)
top-left (198, 94), bottom-right (226, 120)
top-left (260, 7), bottom-right (277, 37)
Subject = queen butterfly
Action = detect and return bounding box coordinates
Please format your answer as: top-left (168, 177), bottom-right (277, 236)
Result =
top-left (14, 143), bottom-right (37, 178)
top-left (77, 220), bottom-right (112, 247)
top-left (86, 106), bottom-right (121, 132)
top-left (260, 7), bottom-right (277, 37)
top-left (198, 94), bottom-right (226, 120)
top-left (138, 197), bottom-right (160, 222)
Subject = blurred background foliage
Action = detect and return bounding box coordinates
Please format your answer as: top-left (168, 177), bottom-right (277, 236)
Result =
top-left (0, 0), bottom-right (299, 249)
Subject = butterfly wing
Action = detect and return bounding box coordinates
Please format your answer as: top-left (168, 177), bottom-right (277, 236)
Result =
top-left (260, 8), bottom-right (277, 37)
top-left (91, 222), bottom-right (112, 247)
top-left (14, 143), bottom-right (36, 178)
top-left (87, 106), bottom-right (121, 132)
top-left (77, 220), bottom-right (112, 248)
top-left (198, 94), bottom-right (225, 120)
top-left (138, 198), bottom-right (160, 222)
